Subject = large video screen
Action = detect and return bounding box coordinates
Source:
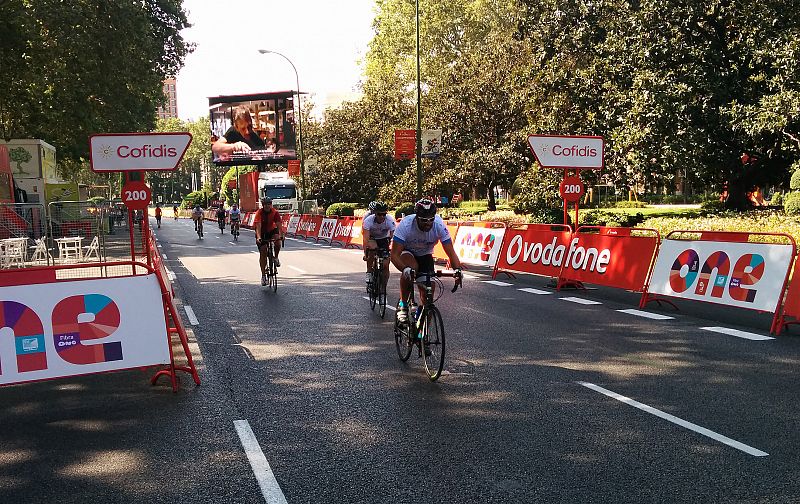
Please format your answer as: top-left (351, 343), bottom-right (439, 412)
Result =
top-left (209, 92), bottom-right (298, 166)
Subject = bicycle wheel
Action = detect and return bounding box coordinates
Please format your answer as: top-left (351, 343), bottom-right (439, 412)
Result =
top-left (269, 248), bottom-right (278, 293)
top-left (367, 271), bottom-right (380, 310)
top-left (378, 272), bottom-right (387, 319)
top-left (394, 305), bottom-right (413, 362)
top-left (420, 306), bottom-right (446, 381)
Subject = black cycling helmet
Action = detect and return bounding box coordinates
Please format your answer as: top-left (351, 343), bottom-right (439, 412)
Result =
top-left (372, 200), bottom-right (388, 213)
top-left (368, 201), bottom-right (377, 212)
top-left (261, 197), bottom-right (272, 205)
top-left (414, 198), bottom-right (437, 219)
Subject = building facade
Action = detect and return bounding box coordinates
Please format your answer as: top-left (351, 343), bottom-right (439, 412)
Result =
top-left (157, 78), bottom-right (178, 119)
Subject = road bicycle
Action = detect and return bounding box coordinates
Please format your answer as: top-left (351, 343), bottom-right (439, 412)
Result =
top-left (195, 218), bottom-right (204, 239)
top-left (231, 219), bottom-right (240, 241)
top-left (218, 216), bottom-right (225, 234)
top-left (394, 269), bottom-right (462, 381)
top-left (367, 248), bottom-right (389, 318)
top-left (262, 239), bottom-right (278, 293)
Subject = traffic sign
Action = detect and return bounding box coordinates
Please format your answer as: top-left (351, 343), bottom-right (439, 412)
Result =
top-left (89, 132), bottom-right (192, 172)
top-left (287, 159), bottom-right (301, 177)
top-left (394, 129), bottom-right (416, 160)
top-left (528, 135), bottom-right (604, 169)
top-left (559, 176), bottom-right (585, 203)
top-left (121, 181), bottom-right (151, 210)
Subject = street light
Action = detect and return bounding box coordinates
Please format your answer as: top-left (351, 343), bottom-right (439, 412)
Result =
top-left (258, 49), bottom-right (306, 199)
top-left (415, 0), bottom-right (422, 200)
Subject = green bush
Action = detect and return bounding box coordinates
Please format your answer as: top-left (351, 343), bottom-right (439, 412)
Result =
top-left (182, 189), bottom-right (215, 208)
top-left (784, 192), bottom-right (800, 215)
top-left (394, 202), bottom-right (415, 219)
top-left (771, 191), bottom-right (783, 206)
top-left (580, 210), bottom-right (645, 227)
top-left (615, 200), bottom-right (648, 208)
top-left (87, 196), bottom-right (107, 206)
top-left (529, 207), bottom-right (567, 225)
top-left (480, 210), bottom-right (529, 226)
top-left (326, 202), bottom-right (359, 217)
top-left (700, 199), bottom-right (726, 213)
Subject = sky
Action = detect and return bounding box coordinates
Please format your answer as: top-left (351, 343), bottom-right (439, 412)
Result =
top-left (175, 0), bottom-right (377, 121)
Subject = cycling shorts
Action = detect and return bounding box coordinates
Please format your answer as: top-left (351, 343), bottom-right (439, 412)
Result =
top-left (257, 228), bottom-right (280, 246)
top-left (368, 237), bottom-right (391, 254)
top-left (409, 253), bottom-right (435, 274)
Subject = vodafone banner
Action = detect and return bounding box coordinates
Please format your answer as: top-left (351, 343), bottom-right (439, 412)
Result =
top-left (90, 132), bottom-right (192, 172)
top-left (0, 274), bottom-right (170, 386)
top-left (287, 215), bottom-right (301, 235)
top-left (563, 227), bottom-right (659, 291)
top-left (454, 225), bottom-right (505, 267)
top-left (648, 239), bottom-right (793, 311)
top-left (494, 224), bottom-right (573, 278)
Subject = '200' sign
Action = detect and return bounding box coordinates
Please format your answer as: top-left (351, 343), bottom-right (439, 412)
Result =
top-left (0, 294), bottom-right (122, 375)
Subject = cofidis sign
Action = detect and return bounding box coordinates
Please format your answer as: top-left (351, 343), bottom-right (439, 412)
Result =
top-left (527, 135), bottom-right (604, 169)
top-left (89, 132), bottom-right (192, 172)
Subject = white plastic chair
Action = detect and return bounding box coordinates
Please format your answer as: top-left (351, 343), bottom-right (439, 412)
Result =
top-left (84, 235), bottom-right (100, 261)
top-left (2, 238), bottom-right (27, 268)
top-left (28, 238), bottom-right (53, 264)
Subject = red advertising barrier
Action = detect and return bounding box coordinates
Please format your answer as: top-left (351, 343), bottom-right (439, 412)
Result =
top-left (777, 254), bottom-right (800, 334)
top-left (560, 226), bottom-right (660, 292)
top-left (643, 230), bottom-right (796, 334)
top-left (297, 215), bottom-right (323, 240)
top-left (332, 217), bottom-right (362, 247)
top-left (492, 223), bottom-right (573, 279)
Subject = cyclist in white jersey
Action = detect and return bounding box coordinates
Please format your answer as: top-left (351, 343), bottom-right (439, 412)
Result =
top-left (229, 204), bottom-right (241, 237)
top-left (390, 198), bottom-right (462, 323)
top-left (362, 200), bottom-right (396, 284)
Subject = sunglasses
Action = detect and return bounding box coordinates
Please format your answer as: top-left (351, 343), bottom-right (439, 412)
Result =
top-left (417, 216), bottom-right (435, 224)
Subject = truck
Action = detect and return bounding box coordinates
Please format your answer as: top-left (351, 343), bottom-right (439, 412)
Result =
top-left (259, 172), bottom-right (300, 214)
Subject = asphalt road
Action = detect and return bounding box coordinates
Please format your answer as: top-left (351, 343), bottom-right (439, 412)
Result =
top-left (3, 216), bottom-right (800, 503)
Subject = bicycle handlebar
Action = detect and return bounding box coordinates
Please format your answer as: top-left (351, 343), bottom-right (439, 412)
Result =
top-left (410, 269), bottom-right (463, 293)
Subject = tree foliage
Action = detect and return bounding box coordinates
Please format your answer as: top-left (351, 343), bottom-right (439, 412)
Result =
top-left (0, 0), bottom-right (192, 164)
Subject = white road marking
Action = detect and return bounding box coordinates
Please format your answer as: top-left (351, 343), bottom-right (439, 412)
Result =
top-left (483, 280), bottom-right (513, 286)
top-left (157, 244), bottom-right (162, 248)
top-left (233, 420), bottom-right (289, 504)
top-left (166, 269), bottom-right (176, 281)
top-left (361, 296), bottom-right (397, 311)
top-left (560, 297), bottom-right (602, 305)
top-left (462, 272), bottom-right (483, 279)
top-left (161, 254), bottom-right (168, 260)
top-left (577, 382), bottom-right (768, 457)
top-left (183, 305), bottom-right (199, 326)
top-left (287, 265), bottom-right (306, 274)
top-left (701, 327), bottom-right (774, 341)
top-left (251, 251), bottom-right (259, 254)
top-left (349, 251), bottom-right (363, 255)
top-left (617, 309), bottom-right (674, 320)
top-left (518, 287), bottom-right (552, 295)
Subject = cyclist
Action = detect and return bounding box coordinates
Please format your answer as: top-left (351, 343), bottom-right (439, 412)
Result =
top-left (390, 198), bottom-right (462, 325)
top-left (191, 204), bottom-right (204, 232)
top-left (173, 204), bottom-right (179, 220)
top-left (216, 205), bottom-right (227, 233)
top-left (362, 200), bottom-right (395, 285)
top-left (254, 197), bottom-right (283, 286)
top-left (154, 204), bottom-right (162, 228)
top-left (229, 203), bottom-right (241, 237)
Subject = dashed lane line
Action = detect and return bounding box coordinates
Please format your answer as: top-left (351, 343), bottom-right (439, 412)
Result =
top-left (701, 326), bottom-right (774, 341)
top-left (361, 296), bottom-right (397, 311)
top-left (183, 305), bottom-right (199, 326)
top-left (577, 382), bottom-right (768, 457)
top-left (287, 265), bottom-right (307, 274)
top-left (560, 296), bottom-right (602, 305)
top-left (518, 287), bottom-right (552, 295)
top-left (233, 420), bottom-right (289, 504)
top-left (617, 309), bottom-right (675, 320)
top-left (483, 280), bottom-right (513, 287)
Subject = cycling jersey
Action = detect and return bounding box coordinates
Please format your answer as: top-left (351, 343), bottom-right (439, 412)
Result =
top-left (392, 214), bottom-right (451, 256)
top-left (192, 208), bottom-right (203, 219)
top-left (229, 210), bottom-right (241, 221)
top-left (253, 207), bottom-right (282, 235)
top-left (155, 207), bottom-right (162, 217)
top-left (362, 213), bottom-right (396, 240)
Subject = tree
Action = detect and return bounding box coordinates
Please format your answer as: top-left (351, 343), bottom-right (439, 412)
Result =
top-left (0, 1), bottom-right (192, 165)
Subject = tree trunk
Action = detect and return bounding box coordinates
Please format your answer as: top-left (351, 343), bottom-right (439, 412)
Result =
top-left (487, 183), bottom-right (497, 211)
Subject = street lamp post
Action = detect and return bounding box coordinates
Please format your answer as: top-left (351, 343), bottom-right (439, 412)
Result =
top-left (258, 49), bottom-right (306, 198)
top-left (415, 0), bottom-right (422, 201)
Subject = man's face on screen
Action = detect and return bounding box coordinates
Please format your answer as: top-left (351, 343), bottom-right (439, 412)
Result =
top-left (235, 118), bottom-right (251, 136)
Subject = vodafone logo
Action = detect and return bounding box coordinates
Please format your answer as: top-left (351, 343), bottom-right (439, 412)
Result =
top-left (506, 236), bottom-right (611, 273)
top-left (117, 144), bottom-right (178, 159)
